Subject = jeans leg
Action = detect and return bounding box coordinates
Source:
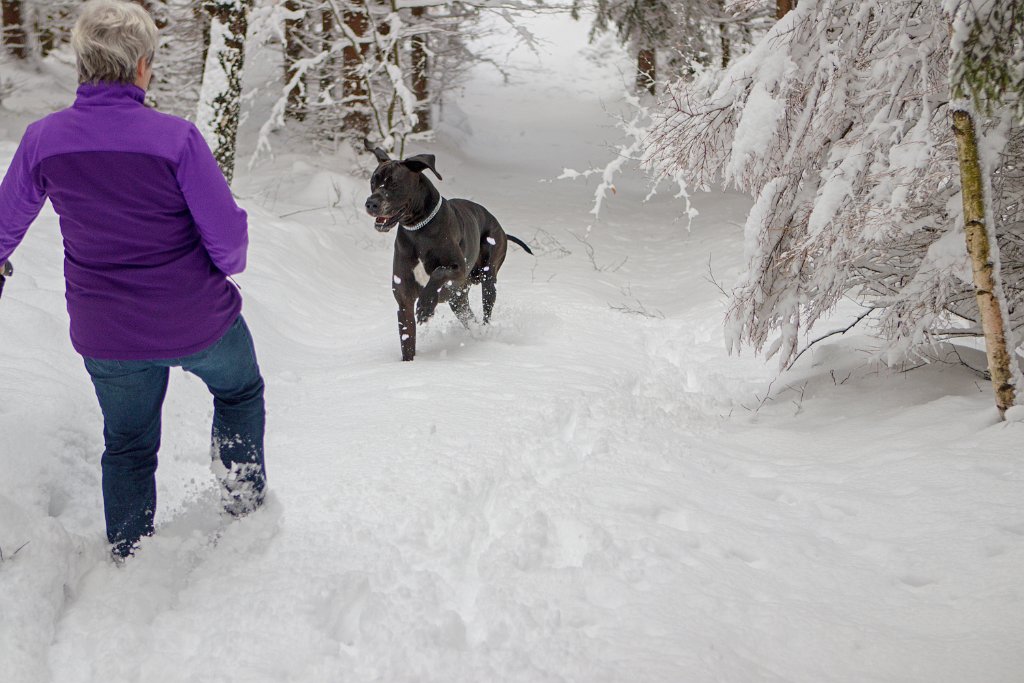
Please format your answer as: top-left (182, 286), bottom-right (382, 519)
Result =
top-left (83, 357), bottom-right (169, 555)
top-left (180, 316), bottom-right (266, 515)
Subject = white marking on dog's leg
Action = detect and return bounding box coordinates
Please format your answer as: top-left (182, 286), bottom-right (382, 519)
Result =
top-left (413, 260), bottom-right (430, 287)
top-left (393, 275), bottom-right (402, 284)
top-left (486, 237), bottom-right (497, 246)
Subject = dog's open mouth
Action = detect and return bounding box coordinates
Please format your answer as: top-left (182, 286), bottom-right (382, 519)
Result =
top-left (374, 215), bottom-right (401, 233)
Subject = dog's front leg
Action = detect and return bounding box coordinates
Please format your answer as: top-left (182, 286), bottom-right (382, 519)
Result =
top-left (416, 264), bottom-right (466, 325)
top-left (393, 252), bottom-right (421, 361)
top-left (397, 303), bottom-right (416, 361)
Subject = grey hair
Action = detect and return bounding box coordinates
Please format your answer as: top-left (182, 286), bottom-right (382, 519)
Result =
top-left (71, 0), bottom-right (158, 85)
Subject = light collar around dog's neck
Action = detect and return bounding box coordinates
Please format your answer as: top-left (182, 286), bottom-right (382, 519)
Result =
top-left (402, 196), bottom-right (444, 232)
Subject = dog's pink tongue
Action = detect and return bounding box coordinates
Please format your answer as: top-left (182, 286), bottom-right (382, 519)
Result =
top-left (376, 216), bottom-right (388, 224)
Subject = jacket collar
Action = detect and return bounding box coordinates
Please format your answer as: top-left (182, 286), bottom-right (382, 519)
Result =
top-left (74, 82), bottom-right (147, 107)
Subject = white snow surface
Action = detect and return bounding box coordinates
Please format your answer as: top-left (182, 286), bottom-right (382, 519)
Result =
top-left (1, 13), bottom-right (1023, 683)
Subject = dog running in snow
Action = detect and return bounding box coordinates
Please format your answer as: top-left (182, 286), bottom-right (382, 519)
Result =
top-left (363, 145), bottom-right (533, 361)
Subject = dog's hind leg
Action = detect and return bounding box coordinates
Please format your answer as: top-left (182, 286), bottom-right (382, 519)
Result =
top-left (448, 286), bottom-right (477, 328)
top-left (481, 276), bottom-right (497, 324)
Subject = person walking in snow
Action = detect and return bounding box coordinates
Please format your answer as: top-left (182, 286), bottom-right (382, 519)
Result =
top-left (0, 0), bottom-right (267, 559)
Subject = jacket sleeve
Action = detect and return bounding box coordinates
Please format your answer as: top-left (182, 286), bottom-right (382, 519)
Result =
top-left (176, 124), bottom-right (248, 275)
top-left (0, 130), bottom-right (47, 263)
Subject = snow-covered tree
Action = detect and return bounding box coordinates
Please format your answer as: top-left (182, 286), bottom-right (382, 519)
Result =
top-left (945, 0), bottom-right (1024, 414)
top-left (146, 0), bottom-right (211, 119)
top-left (0, 0), bottom-right (80, 61)
top-left (644, 0), bottom-right (1024, 393)
top-left (575, 0), bottom-right (677, 94)
top-left (571, 0), bottom-right (771, 94)
top-left (252, 0), bottom-right (530, 162)
top-left (197, 0), bottom-right (254, 183)
top-left (252, 0), bottom-right (432, 155)
top-left (950, 0), bottom-right (1024, 119)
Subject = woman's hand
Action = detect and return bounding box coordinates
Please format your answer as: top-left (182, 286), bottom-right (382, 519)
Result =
top-left (0, 260), bottom-right (12, 299)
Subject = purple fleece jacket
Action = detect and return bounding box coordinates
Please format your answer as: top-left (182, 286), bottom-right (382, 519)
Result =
top-left (0, 82), bottom-right (246, 359)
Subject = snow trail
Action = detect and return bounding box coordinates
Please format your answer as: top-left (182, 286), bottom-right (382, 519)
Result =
top-left (1, 13), bottom-right (1022, 683)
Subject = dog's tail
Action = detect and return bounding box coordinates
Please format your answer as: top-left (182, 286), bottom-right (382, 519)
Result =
top-left (506, 234), bottom-right (534, 256)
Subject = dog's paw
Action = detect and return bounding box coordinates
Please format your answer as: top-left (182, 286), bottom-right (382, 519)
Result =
top-left (415, 299), bottom-right (437, 324)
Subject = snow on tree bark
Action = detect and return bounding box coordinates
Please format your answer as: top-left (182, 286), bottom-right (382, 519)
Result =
top-left (637, 48), bottom-right (655, 96)
top-left (341, 0), bottom-right (372, 137)
top-left (284, 0), bottom-right (307, 121)
top-left (409, 6), bottom-right (429, 133)
top-left (197, 0), bottom-right (252, 184)
top-left (1, 0), bottom-right (27, 59)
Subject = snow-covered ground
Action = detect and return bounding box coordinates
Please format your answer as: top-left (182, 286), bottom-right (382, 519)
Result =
top-left (2, 12), bottom-right (1023, 683)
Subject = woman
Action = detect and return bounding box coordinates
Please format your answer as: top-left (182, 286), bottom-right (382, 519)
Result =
top-left (0, 0), bottom-right (267, 559)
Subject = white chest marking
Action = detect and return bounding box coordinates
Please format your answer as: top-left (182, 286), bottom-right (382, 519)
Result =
top-left (413, 260), bottom-right (430, 287)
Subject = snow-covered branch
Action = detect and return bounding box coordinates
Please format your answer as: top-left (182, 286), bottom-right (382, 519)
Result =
top-left (645, 0), bottom-right (1024, 368)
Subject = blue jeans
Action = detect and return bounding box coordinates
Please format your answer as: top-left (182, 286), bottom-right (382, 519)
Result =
top-left (84, 315), bottom-right (266, 556)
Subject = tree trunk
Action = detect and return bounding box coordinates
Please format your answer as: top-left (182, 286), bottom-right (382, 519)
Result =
top-left (2, 0), bottom-right (27, 59)
top-left (197, 3), bottom-right (212, 84)
top-left (776, 0), bottom-right (795, 19)
top-left (718, 0), bottom-right (730, 69)
top-left (342, 1), bottom-right (370, 137)
top-left (283, 0), bottom-right (305, 121)
top-left (320, 8), bottom-right (335, 100)
top-left (197, 0), bottom-right (252, 184)
top-left (637, 48), bottom-right (655, 96)
top-left (410, 7), bottom-right (430, 134)
top-left (952, 108), bottom-right (1018, 417)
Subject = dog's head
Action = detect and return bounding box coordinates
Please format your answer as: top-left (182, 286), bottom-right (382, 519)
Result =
top-left (364, 144), bottom-right (443, 233)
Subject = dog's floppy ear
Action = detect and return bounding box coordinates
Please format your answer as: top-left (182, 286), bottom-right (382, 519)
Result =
top-left (401, 154), bottom-right (442, 181)
top-left (364, 138), bottom-right (392, 164)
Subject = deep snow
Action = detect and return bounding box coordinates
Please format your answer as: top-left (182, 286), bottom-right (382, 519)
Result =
top-left (1, 11), bottom-right (1023, 683)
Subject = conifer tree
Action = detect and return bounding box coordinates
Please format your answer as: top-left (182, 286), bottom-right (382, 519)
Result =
top-left (571, 0), bottom-right (677, 95)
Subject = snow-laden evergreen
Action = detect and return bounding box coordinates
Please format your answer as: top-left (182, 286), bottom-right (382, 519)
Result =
top-left (646, 0), bottom-right (1024, 369)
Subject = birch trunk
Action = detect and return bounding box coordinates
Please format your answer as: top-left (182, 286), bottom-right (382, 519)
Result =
top-left (952, 108), bottom-right (1017, 416)
top-left (197, 0), bottom-right (252, 184)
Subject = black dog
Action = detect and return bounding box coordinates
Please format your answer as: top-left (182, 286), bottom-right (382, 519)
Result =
top-left (364, 146), bottom-right (532, 361)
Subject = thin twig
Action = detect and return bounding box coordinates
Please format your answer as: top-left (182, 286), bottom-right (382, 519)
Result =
top-left (705, 254), bottom-right (728, 297)
top-left (278, 205), bottom-right (330, 219)
top-left (791, 308), bottom-right (873, 366)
